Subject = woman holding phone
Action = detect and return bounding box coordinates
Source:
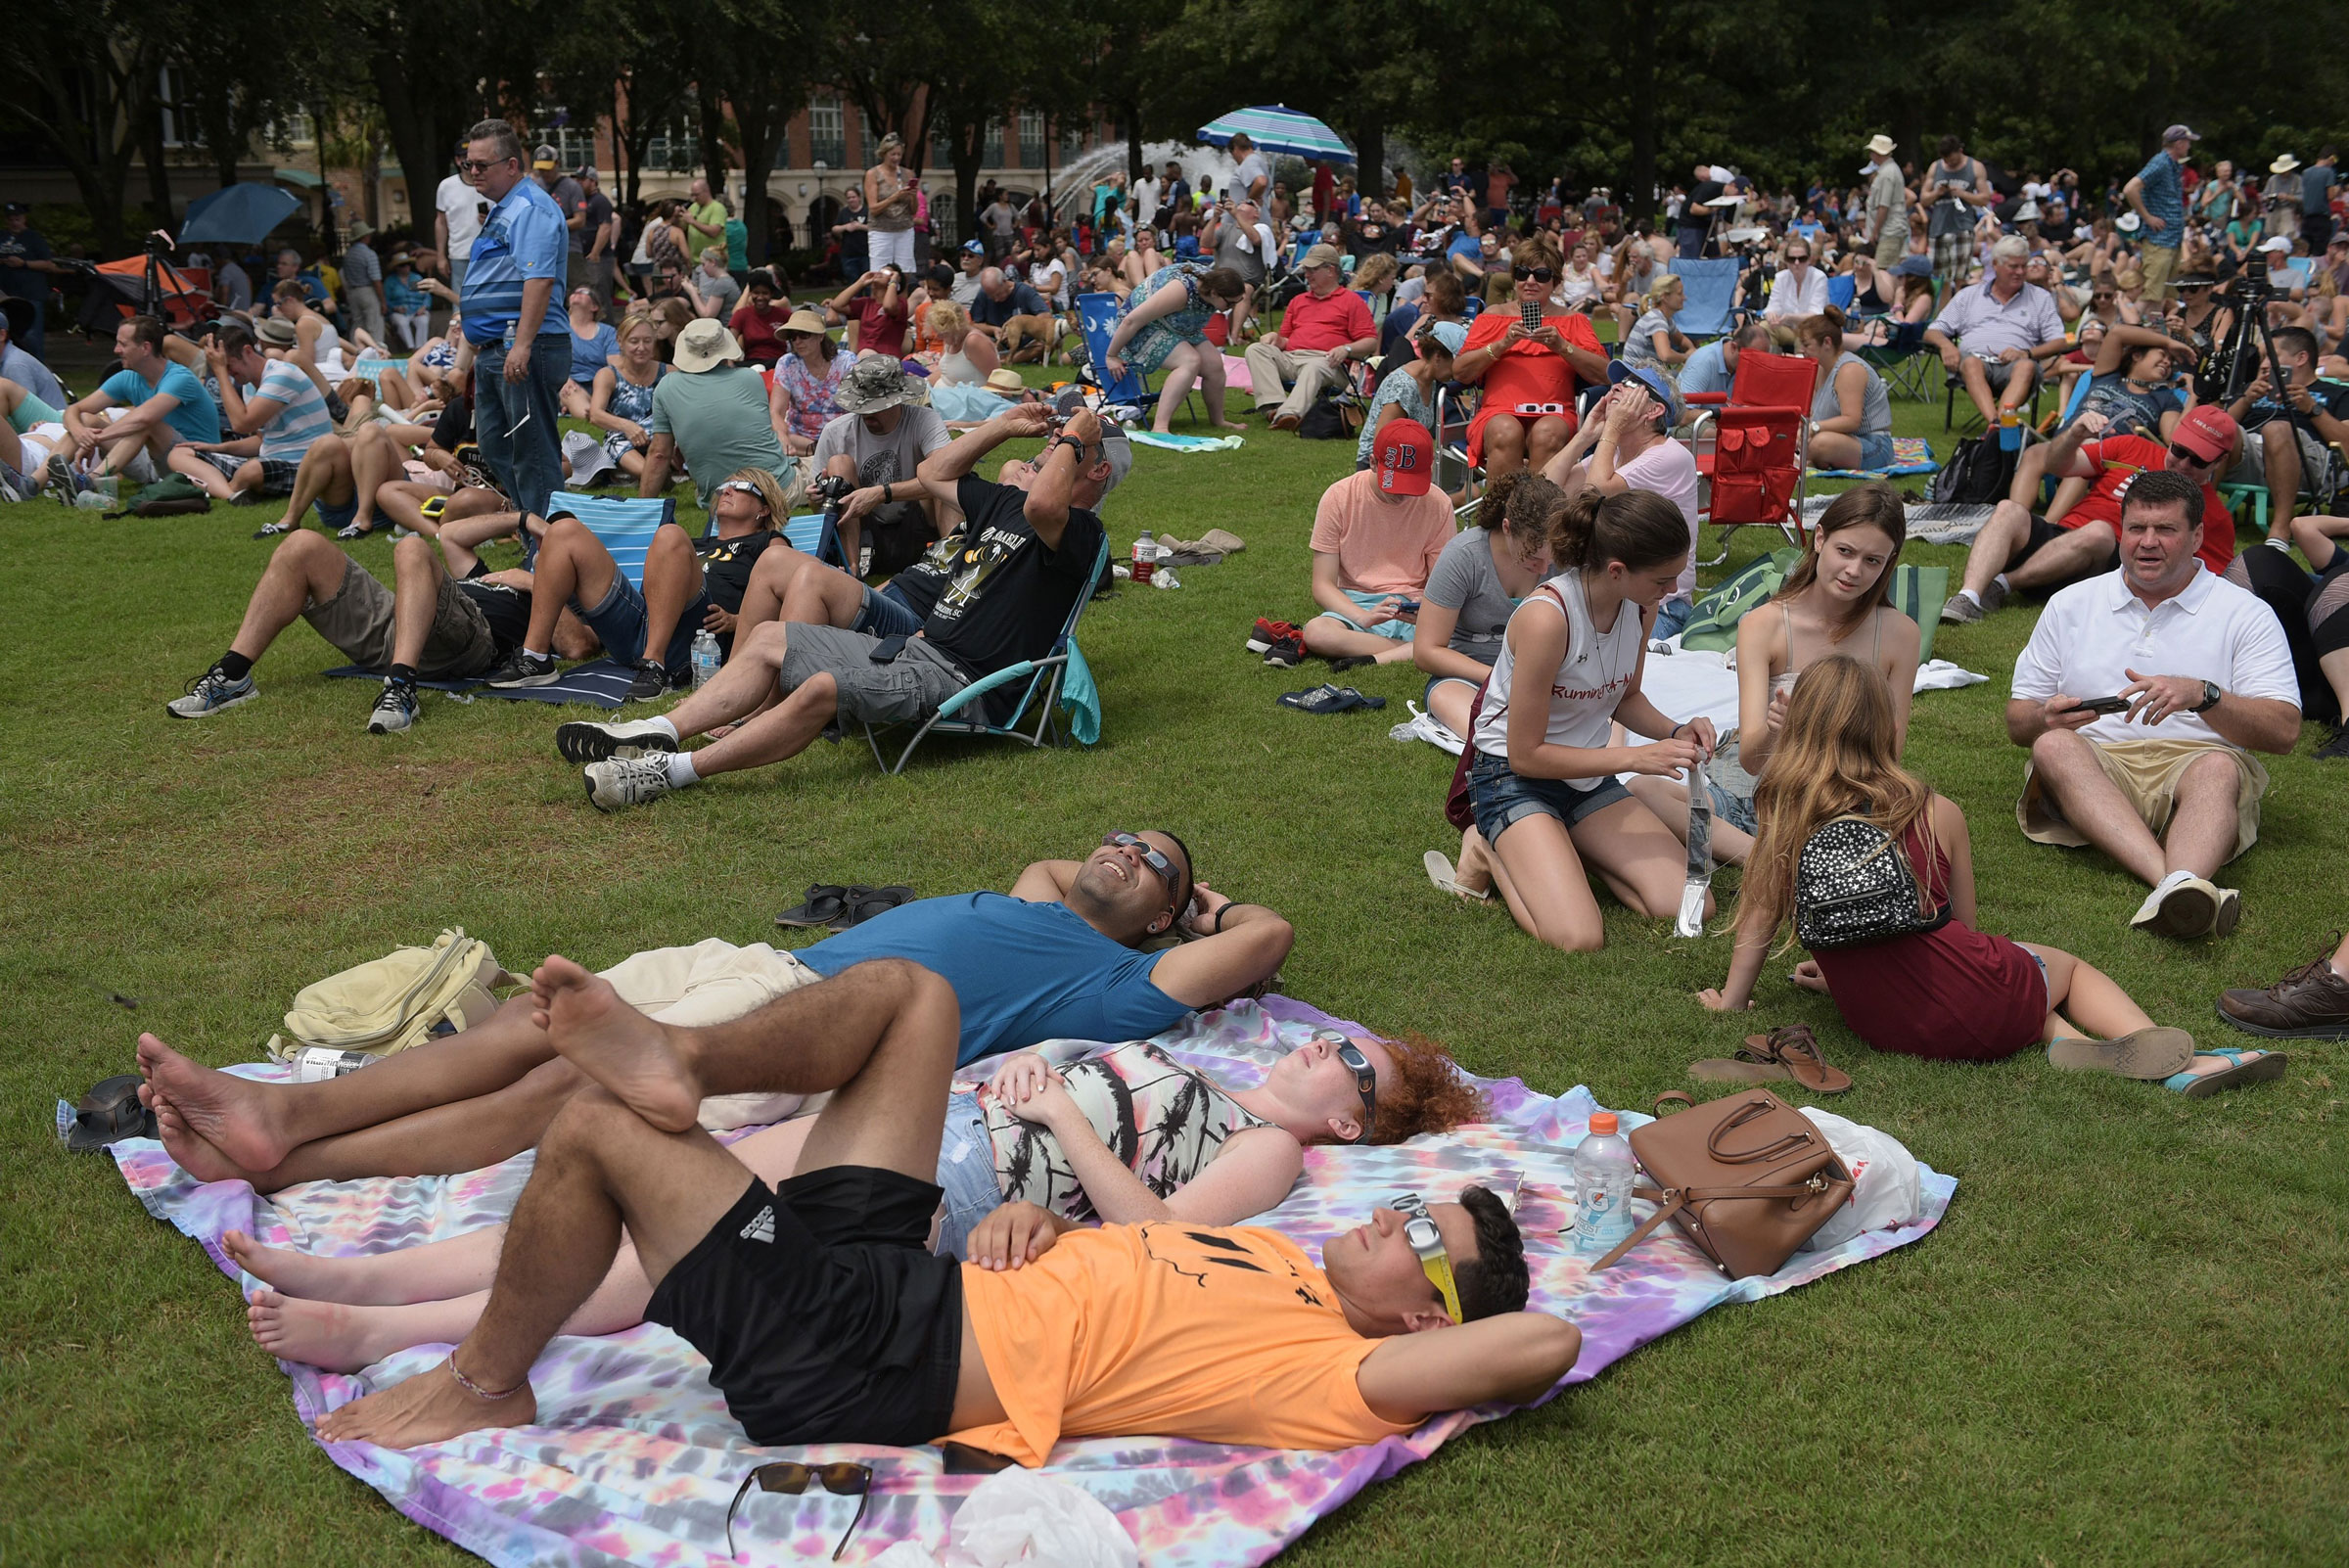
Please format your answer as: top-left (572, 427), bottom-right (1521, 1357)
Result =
top-left (1451, 232), bottom-right (1611, 483)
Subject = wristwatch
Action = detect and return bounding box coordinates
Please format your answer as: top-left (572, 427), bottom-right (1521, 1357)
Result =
top-left (2192, 680), bottom-right (2222, 714)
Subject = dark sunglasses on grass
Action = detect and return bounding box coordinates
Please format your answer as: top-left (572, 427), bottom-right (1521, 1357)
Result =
top-left (725, 1460), bottom-right (872, 1561)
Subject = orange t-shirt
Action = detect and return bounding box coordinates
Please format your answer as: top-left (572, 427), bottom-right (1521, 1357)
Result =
top-left (945, 1222), bottom-right (1417, 1466)
top-left (1462, 307), bottom-right (1602, 414)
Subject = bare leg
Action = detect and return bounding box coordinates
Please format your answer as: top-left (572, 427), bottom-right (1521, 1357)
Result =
top-left (1958, 359), bottom-right (2000, 428)
top-left (2026, 730), bottom-right (2168, 886)
top-left (223, 530), bottom-right (349, 665)
top-left (2005, 518), bottom-right (2116, 594)
top-left (1958, 501), bottom-right (2034, 599)
top-left (1484, 811), bottom-right (1608, 952)
top-left (433, 502), bottom-right (523, 578)
top-left (633, 524), bottom-right (701, 667)
top-left (2261, 423), bottom-right (2302, 539)
top-left (772, 555), bottom-right (865, 631)
top-left (1482, 415), bottom-right (1528, 483)
top-left (1196, 344), bottom-right (1244, 431)
top-left (1301, 618), bottom-right (1413, 663)
top-left (314, 958), bottom-right (955, 1448)
top-left (520, 516), bottom-right (619, 656)
top-left (349, 426), bottom-right (403, 527)
top-left (269, 435), bottom-right (354, 532)
top-left (2157, 752), bottom-right (2245, 882)
top-left (1624, 775), bottom-right (1754, 866)
top-left (1155, 342), bottom-right (1202, 434)
top-left (1526, 415), bottom-right (1573, 473)
top-left (387, 534), bottom-right (448, 668)
top-left (1570, 793), bottom-right (1713, 920)
top-left (168, 444), bottom-right (237, 498)
top-left (1428, 678), bottom-right (1478, 739)
top-left (2043, 475), bottom-right (2091, 527)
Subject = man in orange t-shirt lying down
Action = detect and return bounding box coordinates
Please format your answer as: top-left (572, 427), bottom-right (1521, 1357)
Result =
top-left (317, 954), bottom-right (1581, 1462)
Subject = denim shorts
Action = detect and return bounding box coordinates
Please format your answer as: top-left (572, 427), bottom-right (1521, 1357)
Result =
top-left (1855, 430), bottom-right (1897, 472)
top-left (852, 580), bottom-right (925, 638)
top-left (1652, 596), bottom-right (1693, 642)
top-left (932, 1092), bottom-right (1003, 1260)
top-left (1705, 774), bottom-right (1760, 836)
top-left (576, 571), bottom-right (707, 677)
top-left (1466, 751), bottom-right (1632, 845)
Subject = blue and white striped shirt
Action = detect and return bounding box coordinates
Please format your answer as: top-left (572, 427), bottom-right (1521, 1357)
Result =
top-left (252, 359), bottom-right (334, 462)
top-left (460, 178), bottom-right (570, 346)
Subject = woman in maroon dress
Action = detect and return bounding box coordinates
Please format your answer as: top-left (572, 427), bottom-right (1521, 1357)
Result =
top-left (1700, 656), bottom-right (2268, 1092)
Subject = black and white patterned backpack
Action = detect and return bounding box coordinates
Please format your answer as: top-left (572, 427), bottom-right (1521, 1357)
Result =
top-left (1793, 815), bottom-right (1950, 949)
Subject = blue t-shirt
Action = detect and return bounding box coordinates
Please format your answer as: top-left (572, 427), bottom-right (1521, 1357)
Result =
top-left (461, 179), bottom-right (572, 346)
top-left (1679, 339), bottom-right (1736, 398)
top-left (250, 358), bottom-right (334, 462)
top-left (796, 892), bottom-right (1187, 1065)
top-left (100, 362), bottom-right (221, 444)
top-left (569, 321), bottom-right (620, 385)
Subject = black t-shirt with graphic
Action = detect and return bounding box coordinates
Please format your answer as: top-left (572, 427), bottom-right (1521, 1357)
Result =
top-left (921, 475), bottom-right (1104, 685)
top-left (695, 527), bottom-right (776, 658)
top-left (2241, 377), bottom-right (2349, 440)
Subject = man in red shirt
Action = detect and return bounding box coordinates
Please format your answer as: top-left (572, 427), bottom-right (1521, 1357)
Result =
top-left (1942, 404), bottom-right (2242, 624)
top-left (1243, 243), bottom-right (1377, 432)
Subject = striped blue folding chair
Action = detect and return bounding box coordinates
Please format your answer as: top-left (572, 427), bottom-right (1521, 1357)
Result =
top-left (1078, 290), bottom-right (1199, 424)
top-left (780, 512), bottom-right (848, 569)
top-left (547, 491), bottom-right (675, 585)
top-left (864, 535), bottom-right (1110, 774)
top-left (1665, 257), bottom-right (1743, 339)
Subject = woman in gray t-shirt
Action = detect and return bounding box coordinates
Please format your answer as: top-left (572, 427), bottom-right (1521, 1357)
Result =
top-left (1410, 469), bottom-right (1557, 737)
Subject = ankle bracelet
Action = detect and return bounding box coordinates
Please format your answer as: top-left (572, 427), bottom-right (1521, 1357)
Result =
top-left (447, 1355), bottom-right (529, 1403)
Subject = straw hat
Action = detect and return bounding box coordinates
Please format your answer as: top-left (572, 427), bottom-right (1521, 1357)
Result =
top-left (1865, 133), bottom-right (1897, 158)
top-left (984, 367), bottom-right (1027, 394)
top-left (2271, 154), bottom-right (2301, 174)
top-left (781, 308), bottom-right (830, 337)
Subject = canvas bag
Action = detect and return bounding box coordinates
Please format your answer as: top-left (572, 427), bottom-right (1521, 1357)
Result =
top-left (264, 928), bottom-right (507, 1062)
top-left (1592, 1088), bottom-right (1855, 1278)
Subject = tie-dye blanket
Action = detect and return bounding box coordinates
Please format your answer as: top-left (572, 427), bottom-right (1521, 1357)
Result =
top-left (110, 995), bottom-right (1955, 1568)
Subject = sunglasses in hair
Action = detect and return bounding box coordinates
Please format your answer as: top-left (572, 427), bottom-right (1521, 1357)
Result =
top-left (1512, 265), bottom-right (1556, 283)
top-left (725, 1461), bottom-right (872, 1561)
top-left (1312, 1029), bottom-right (1378, 1144)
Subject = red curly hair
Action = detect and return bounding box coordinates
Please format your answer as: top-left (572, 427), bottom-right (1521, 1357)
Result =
top-left (1371, 1033), bottom-right (1489, 1143)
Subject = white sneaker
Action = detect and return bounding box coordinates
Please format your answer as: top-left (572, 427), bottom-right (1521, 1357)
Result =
top-left (583, 756), bottom-right (673, 812)
top-left (166, 665), bottom-right (258, 718)
top-left (2132, 873), bottom-right (2220, 939)
top-left (366, 679), bottom-right (420, 734)
top-left (556, 716), bottom-right (680, 763)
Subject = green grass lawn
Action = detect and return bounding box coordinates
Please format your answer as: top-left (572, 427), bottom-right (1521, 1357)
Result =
top-left (3, 346), bottom-right (2345, 1566)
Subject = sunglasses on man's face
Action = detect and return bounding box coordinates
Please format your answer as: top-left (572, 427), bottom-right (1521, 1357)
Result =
top-left (1103, 832), bottom-right (1178, 903)
top-left (457, 158), bottom-right (512, 175)
top-left (1512, 266), bottom-right (1555, 283)
top-left (2169, 443), bottom-right (2218, 468)
top-left (1311, 1029), bottom-right (1378, 1144)
top-left (724, 1461), bottom-right (872, 1561)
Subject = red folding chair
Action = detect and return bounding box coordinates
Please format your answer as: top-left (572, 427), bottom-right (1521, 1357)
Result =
top-left (1684, 349), bottom-right (1813, 565)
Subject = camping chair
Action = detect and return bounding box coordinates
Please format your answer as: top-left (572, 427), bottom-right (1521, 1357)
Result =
top-left (1664, 257), bottom-right (1743, 339)
top-left (1077, 291), bottom-right (1199, 424)
top-left (1682, 349), bottom-right (1812, 565)
top-left (1862, 321), bottom-right (1935, 401)
top-left (863, 534), bottom-right (1111, 775)
top-left (780, 512), bottom-right (849, 569)
top-left (1825, 275), bottom-right (1858, 313)
top-left (1945, 357), bottom-right (2052, 433)
top-left (548, 491), bottom-right (676, 584)
top-left (1433, 382), bottom-right (1483, 521)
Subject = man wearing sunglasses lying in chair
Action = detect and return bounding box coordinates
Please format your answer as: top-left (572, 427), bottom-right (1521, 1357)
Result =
top-left (315, 951), bottom-right (1578, 1466)
top-left (551, 400), bottom-right (1128, 810)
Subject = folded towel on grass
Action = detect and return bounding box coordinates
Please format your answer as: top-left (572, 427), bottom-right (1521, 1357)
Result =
top-left (110, 995), bottom-right (1952, 1568)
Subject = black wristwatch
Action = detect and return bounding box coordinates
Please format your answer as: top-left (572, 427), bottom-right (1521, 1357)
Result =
top-left (2192, 680), bottom-right (2222, 714)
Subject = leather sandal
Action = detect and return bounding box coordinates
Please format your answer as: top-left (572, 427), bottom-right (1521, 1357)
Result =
top-left (1693, 1025), bottom-right (1853, 1093)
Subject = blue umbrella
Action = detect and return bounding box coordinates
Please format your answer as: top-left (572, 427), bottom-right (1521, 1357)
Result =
top-left (180, 182), bottom-right (304, 245)
top-left (1197, 106), bottom-right (1353, 161)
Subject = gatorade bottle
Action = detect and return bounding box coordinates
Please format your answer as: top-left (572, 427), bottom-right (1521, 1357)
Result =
top-left (1571, 1111), bottom-right (1638, 1256)
top-left (1998, 403), bottom-right (2022, 451)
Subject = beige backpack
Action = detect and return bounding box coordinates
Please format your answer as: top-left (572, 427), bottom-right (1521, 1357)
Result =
top-left (264, 928), bottom-right (509, 1062)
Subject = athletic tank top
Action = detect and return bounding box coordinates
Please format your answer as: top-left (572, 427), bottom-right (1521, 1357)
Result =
top-left (983, 1042), bottom-right (1273, 1223)
top-left (1925, 161), bottom-right (1977, 238)
top-left (1471, 571), bottom-right (1643, 784)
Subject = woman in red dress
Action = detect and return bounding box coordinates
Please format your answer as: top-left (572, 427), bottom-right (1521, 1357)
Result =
top-left (1451, 232), bottom-right (1611, 482)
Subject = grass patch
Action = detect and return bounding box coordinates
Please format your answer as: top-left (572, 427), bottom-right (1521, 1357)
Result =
top-left (2, 346), bottom-right (2345, 1565)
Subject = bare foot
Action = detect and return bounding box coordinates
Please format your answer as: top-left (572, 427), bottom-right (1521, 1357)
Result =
top-left (530, 955), bottom-right (702, 1132)
top-left (151, 1095), bottom-right (268, 1186)
top-left (225, 1231), bottom-right (385, 1304)
top-left (249, 1288), bottom-right (411, 1374)
top-left (135, 1033), bottom-right (295, 1173)
top-left (1454, 830), bottom-right (1497, 896)
top-left (314, 1358), bottom-right (536, 1448)
top-left (1213, 420), bottom-right (1248, 433)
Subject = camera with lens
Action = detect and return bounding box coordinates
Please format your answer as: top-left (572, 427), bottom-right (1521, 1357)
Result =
top-left (810, 472), bottom-right (855, 510)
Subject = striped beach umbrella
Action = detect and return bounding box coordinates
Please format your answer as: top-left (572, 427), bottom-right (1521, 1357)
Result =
top-left (1196, 105), bottom-right (1353, 161)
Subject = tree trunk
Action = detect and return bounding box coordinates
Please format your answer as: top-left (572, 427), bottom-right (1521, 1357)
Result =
top-left (371, 61), bottom-right (451, 254)
top-left (1355, 119), bottom-right (1384, 202)
top-left (954, 124), bottom-right (984, 245)
top-left (141, 98), bottom-right (176, 231)
top-left (698, 83), bottom-right (728, 201)
top-left (738, 106), bottom-right (783, 267)
top-left (1126, 102), bottom-right (1144, 186)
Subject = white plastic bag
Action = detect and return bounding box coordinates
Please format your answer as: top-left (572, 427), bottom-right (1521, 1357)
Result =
top-left (1797, 1108), bottom-right (1923, 1252)
top-left (869, 1471), bottom-right (1137, 1568)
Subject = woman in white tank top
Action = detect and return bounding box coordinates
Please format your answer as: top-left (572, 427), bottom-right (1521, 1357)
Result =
top-left (1451, 487), bottom-right (1718, 952)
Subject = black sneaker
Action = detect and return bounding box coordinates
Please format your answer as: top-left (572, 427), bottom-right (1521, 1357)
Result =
top-left (1264, 634), bottom-right (1305, 669)
top-left (2318, 724), bottom-right (2349, 761)
top-left (623, 658), bottom-right (672, 702)
top-left (484, 648), bottom-right (561, 688)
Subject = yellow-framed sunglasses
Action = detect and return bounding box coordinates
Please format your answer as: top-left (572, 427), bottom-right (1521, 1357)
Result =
top-left (1387, 1191), bottom-right (1462, 1322)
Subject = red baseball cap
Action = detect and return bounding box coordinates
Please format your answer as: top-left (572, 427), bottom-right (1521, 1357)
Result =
top-left (1374, 418), bottom-right (1434, 495)
top-left (2170, 403), bottom-right (2238, 466)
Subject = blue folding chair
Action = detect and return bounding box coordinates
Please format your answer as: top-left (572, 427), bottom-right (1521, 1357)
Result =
top-left (780, 512), bottom-right (848, 569)
top-left (1826, 275), bottom-right (1858, 313)
top-left (1665, 257), bottom-right (1743, 338)
top-left (1078, 290), bottom-right (1200, 423)
top-left (548, 491), bottom-right (675, 585)
top-left (863, 535), bottom-right (1111, 774)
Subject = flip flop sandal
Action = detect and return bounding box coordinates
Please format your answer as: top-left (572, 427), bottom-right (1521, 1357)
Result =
top-left (1687, 1056), bottom-right (1794, 1084)
top-left (834, 885), bottom-right (916, 931)
top-left (57, 1073), bottom-right (157, 1152)
top-left (2164, 1045), bottom-right (2288, 1098)
top-left (2048, 1027), bottom-right (2195, 1081)
top-left (1423, 850), bottom-right (1491, 903)
top-left (1740, 1025), bottom-right (1854, 1094)
top-left (1277, 684), bottom-right (1387, 715)
top-left (775, 883), bottom-right (856, 928)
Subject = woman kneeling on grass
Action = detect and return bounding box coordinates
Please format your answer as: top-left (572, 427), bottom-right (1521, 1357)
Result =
top-left (230, 1032), bottom-right (1484, 1373)
top-left (1445, 487), bottom-right (1718, 952)
top-left (1698, 655), bottom-right (2284, 1095)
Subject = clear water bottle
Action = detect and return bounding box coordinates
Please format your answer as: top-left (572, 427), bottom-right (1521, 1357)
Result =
top-left (1571, 1111), bottom-right (1638, 1256)
top-left (689, 628), bottom-right (721, 689)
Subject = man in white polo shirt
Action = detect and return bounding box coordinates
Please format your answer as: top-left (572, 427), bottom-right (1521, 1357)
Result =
top-left (2007, 469), bottom-right (2301, 939)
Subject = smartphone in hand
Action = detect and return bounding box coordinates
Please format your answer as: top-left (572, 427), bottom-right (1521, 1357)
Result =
top-left (2075, 695), bottom-right (2132, 715)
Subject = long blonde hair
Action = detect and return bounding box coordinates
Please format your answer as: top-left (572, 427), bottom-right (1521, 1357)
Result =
top-left (1735, 655), bottom-right (1937, 946)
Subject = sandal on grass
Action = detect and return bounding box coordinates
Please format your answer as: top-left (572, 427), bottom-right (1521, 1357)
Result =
top-left (1277, 683), bottom-right (1386, 715)
top-left (775, 883), bottom-right (858, 928)
top-left (1698, 1024), bottom-right (1854, 1094)
top-left (2163, 1045), bottom-right (2287, 1098)
top-left (1424, 850), bottom-right (1491, 903)
top-left (2047, 1027), bottom-right (2195, 1082)
top-left (834, 885), bottom-right (916, 930)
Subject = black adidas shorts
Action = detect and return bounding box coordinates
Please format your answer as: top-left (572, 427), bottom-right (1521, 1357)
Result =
top-left (644, 1164), bottom-right (964, 1447)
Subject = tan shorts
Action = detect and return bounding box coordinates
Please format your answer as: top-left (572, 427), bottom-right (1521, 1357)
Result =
top-left (2140, 244), bottom-right (2180, 304)
top-left (302, 555), bottom-right (497, 677)
top-left (2017, 736), bottom-right (2269, 863)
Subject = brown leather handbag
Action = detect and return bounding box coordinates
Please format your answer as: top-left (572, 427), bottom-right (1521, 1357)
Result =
top-left (1592, 1089), bottom-right (1855, 1278)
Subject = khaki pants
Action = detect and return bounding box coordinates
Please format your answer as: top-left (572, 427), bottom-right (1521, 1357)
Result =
top-left (1873, 224), bottom-right (1910, 272)
top-left (2018, 736), bottom-right (2268, 863)
top-left (2140, 243), bottom-right (2180, 305)
top-left (1244, 342), bottom-right (1347, 421)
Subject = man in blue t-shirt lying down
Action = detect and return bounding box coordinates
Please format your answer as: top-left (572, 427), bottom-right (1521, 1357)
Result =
top-left (132, 831), bottom-right (1294, 1193)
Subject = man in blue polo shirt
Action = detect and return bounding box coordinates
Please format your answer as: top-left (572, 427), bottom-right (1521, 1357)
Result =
top-left (56, 314), bottom-right (221, 483)
top-left (2122, 123), bottom-right (2196, 306)
top-left (457, 117), bottom-right (570, 519)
